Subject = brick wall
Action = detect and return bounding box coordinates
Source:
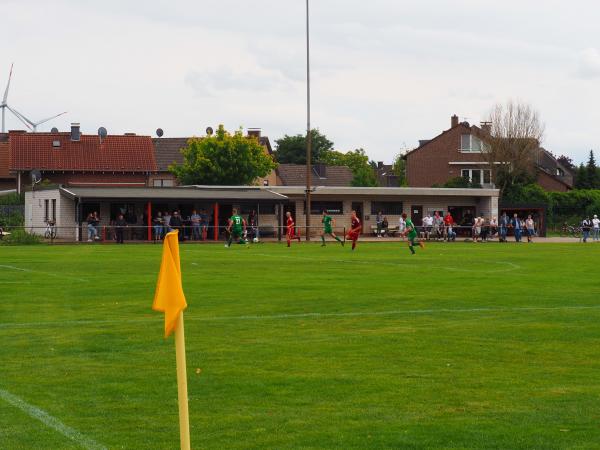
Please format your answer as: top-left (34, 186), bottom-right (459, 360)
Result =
top-left (537, 171), bottom-right (570, 192)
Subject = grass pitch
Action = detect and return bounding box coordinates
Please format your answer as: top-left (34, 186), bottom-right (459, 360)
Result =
top-left (1, 241), bottom-right (600, 449)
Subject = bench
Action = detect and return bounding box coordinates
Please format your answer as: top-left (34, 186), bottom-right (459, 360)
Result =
top-left (370, 225), bottom-right (399, 236)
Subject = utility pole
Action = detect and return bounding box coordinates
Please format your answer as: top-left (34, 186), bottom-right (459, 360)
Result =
top-left (305, 0), bottom-right (312, 241)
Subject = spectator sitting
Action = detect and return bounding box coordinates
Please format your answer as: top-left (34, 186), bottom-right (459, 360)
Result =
top-left (381, 216), bottom-right (389, 236)
top-left (86, 212), bottom-right (99, 242)
top-left (447, 222), bottom-right (457, 241)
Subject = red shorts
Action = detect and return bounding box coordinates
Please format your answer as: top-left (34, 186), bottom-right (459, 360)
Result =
top-left (347, 230), bottom-right (360, 241)
top-left (287, 228), bottom-right (296, 239)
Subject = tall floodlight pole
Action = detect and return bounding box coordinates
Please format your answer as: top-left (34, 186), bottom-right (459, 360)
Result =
top-left (305, 0), bottom-right (312, 241)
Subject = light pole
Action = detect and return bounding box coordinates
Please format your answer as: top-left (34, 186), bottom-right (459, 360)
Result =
top-left (305, 0), bottom-right (312, 241)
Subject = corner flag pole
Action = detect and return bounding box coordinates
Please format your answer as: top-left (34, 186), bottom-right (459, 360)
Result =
top-left (175, 313), bottom-right (191, 450)
top-left (152, 230), bottom-right (191, 449)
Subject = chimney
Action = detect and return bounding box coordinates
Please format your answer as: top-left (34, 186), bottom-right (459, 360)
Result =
top-left (70, 123), bottom-right (81, 141)
top-left (247, 128), bottom-right (261, 139)
top-left (377, 161), bottom-right (384, 169)
top-left (451, 115), bottom-right (459, 128)
top-left (480, 121), bottom-right (492, 134)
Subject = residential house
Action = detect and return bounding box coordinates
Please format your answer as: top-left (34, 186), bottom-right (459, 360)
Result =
top-left (0, 133), bottom-right (15, 190)
top-left (374, 161), bottom-right (399, 187)
top-left (405, 115), bottom-right (573, 192)
top-left (9, 124), bottom-right (157, 193)
top-left (275, 163), bottom-right (354, 187)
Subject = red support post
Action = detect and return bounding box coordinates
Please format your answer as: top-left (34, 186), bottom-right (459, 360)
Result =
top-left (213, 202), bottom-right (219, 241)
top-left (147, 201), bottom-right (152, 241)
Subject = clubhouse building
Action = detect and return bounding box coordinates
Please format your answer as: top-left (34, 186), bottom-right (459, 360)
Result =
top-left (24, 185), bottom-right (500, 241)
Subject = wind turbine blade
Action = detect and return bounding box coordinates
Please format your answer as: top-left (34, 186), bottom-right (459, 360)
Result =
top-left (7, 106), bottom-right (34, 130)
top-left (34, 111), bottom-right (67, 126)
top-left (2, 63), bottom-right (13, 104)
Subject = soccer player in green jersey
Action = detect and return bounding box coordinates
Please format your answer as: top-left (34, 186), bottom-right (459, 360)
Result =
top-left (402, 212), bottom-right (424, 254)
top-left (320, 210), bottom-right (344, 247)
top-left (226, 208), bottom-right (247, 247)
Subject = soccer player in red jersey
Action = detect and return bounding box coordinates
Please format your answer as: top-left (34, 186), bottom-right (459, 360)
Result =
top-left (285, 211), bottom-right (301, 247)
top-left (346, 210), bottom-right (362, 250)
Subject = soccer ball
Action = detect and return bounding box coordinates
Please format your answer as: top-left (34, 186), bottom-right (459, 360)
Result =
top-left (253, 237), bottom-right (259, 243)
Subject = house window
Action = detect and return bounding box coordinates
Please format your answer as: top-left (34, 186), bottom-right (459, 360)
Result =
top-left (460, 134), bottom-right (483, 152)
top-left (308, 201), bottom-right (343, 215)
top-left (462, 169), bottom-right (492, 185)
top-left (371, 201), bottom-right (403, 215)
top-left (44, 199), bottom-right (49, 221)
top-left (51, 199), bottom-right (56, 221)
top-left (153, 179), bottom-right (175, 187)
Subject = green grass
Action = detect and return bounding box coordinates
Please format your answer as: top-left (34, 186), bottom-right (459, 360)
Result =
top-left (1, 241), bottom-right (600, 449)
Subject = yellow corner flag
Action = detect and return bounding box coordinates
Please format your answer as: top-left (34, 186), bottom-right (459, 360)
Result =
top-left (153, 230), bottom-right (187, 337)
top-left (152, 230), bottom-right (191, 450)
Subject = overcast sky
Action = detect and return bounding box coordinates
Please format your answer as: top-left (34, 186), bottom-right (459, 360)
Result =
top-left (2, 0), bottom-right (599, 164)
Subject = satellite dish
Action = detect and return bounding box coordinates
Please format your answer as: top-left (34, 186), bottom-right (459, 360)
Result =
top-left (206, 127), bottom-right (213, 136)
top-left (31, 169), bottom-right (42, 184)
top-left (98, 127), bottom-right (108, 138)
top-left (156, 128), bottom-right (164, 137)
top-left (50, 127), bottom-right (59, 133)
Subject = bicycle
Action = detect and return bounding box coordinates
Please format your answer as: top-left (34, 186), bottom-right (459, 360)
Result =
top-left (560, 223), bottom-right (581, 238)
top-left (44, 219), bottom-right (57, 239)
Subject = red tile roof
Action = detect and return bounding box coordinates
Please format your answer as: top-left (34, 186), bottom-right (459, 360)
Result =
top-left (0, 142), bottom-right (12, 179)
top-left (9, 132), bottom-right (158, 172)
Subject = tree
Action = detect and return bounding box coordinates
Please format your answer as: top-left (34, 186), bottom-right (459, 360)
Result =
top-left (169, 125), bottom-right (276, 185)
top-left (274, 129), bottom-right (334, 164)
top-left (484, 101), bottom-right (545, 194)
top-left (320, 148), bottom-right (378, 186)
top-left (391, 152), bottom-right (407, 186)
top-left (586, 150), bottom-right (599, 189)
top-left (574, 163), bottom-right (589, 189)
top-left (557, 154), bottom-right (575, 172)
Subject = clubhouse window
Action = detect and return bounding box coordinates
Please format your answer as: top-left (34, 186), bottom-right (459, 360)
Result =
top-left (308, 201), bottom-right (343, 215)
top-left (371, 201), bottom-right (403, 215)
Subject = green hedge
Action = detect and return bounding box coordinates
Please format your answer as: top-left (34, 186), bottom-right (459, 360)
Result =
top-left (0, 229), bottom-right (42, 245)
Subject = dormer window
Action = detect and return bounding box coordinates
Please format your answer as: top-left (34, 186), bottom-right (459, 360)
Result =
top-left (52, 140), bottom-right (60, 148)
top-left (460, 134), bottom-right (482, 152)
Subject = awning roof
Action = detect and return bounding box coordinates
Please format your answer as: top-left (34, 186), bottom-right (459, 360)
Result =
top-left (59, 186), bottom-right (288, 201)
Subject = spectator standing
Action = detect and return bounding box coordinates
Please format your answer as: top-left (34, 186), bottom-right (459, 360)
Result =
top-left (115, 213), bottom-right (127, 244)
top-left (592, 214), bottom-right (600, 241)
top-left (472, 216), bottom-right (481, 242)
top-left (247, 210), bottom-right (258, 240)
top-left (443, 211), bottom-right (453, 241)
top-left (163, 211), bottom-right (172, 234)
top-left (190, 210), bottom-right (201, 240)
top-left (169, 211), bottom-right (183, 241)
top-left (422, 213), bottom-right (433, 240)
top-left (153, 212), bottom-right (164, 240)
top-left (525, 215), bottom-right (535, 242)
top-left (432, 212), bottom-right (444, 240)
top-left (375, 211), bottom-right (384, 237)
top-left (511, 213), bottom-right (522, 242)
top-left (581, 216), bottom-right (592, 243)
top-left (480, 217), bottom-right (489, 242)
top-left (499, 212), bottom-right (509, 242)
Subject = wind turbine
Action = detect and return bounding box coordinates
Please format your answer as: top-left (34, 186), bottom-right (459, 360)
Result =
top-left (1, 64), bottom-right (67, 133)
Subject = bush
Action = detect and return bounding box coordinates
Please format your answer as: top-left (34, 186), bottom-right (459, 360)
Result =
top-left (0, 229), bottom-right (42, 245)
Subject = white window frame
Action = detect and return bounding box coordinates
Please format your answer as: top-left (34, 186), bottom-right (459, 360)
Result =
top-left (460, 134), bottom-right (485, 153)
top-left (461, 169), bottom-right (492, 184)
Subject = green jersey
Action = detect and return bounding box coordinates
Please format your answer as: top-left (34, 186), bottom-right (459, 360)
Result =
top-left (230, 215), bottom-right (243, 234)
top-left (405, 218), bottom-right (417, 239)
top-left (322, 215), bottom-right (333, 233)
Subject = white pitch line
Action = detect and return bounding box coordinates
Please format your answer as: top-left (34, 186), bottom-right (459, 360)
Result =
top-left (252, 253), bottom-right (521, 273)
top-left (0, 264), bottom-right (89, 282)
top-left (1, 305), bottom-right (600, 330)
top-left (0, 388), bottom-right (107, 450)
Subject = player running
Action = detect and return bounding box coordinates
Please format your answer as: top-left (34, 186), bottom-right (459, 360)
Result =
top-left (226, 208), bottom-right (248, 247)
top-left (401, 212), bottom-right (424, 254)
top-left (286, 211), bottom-right (302, 247)
top-left (320, 210), bottom-right (344, 247)
top-left (346, 210), bottom-right (362, 250)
